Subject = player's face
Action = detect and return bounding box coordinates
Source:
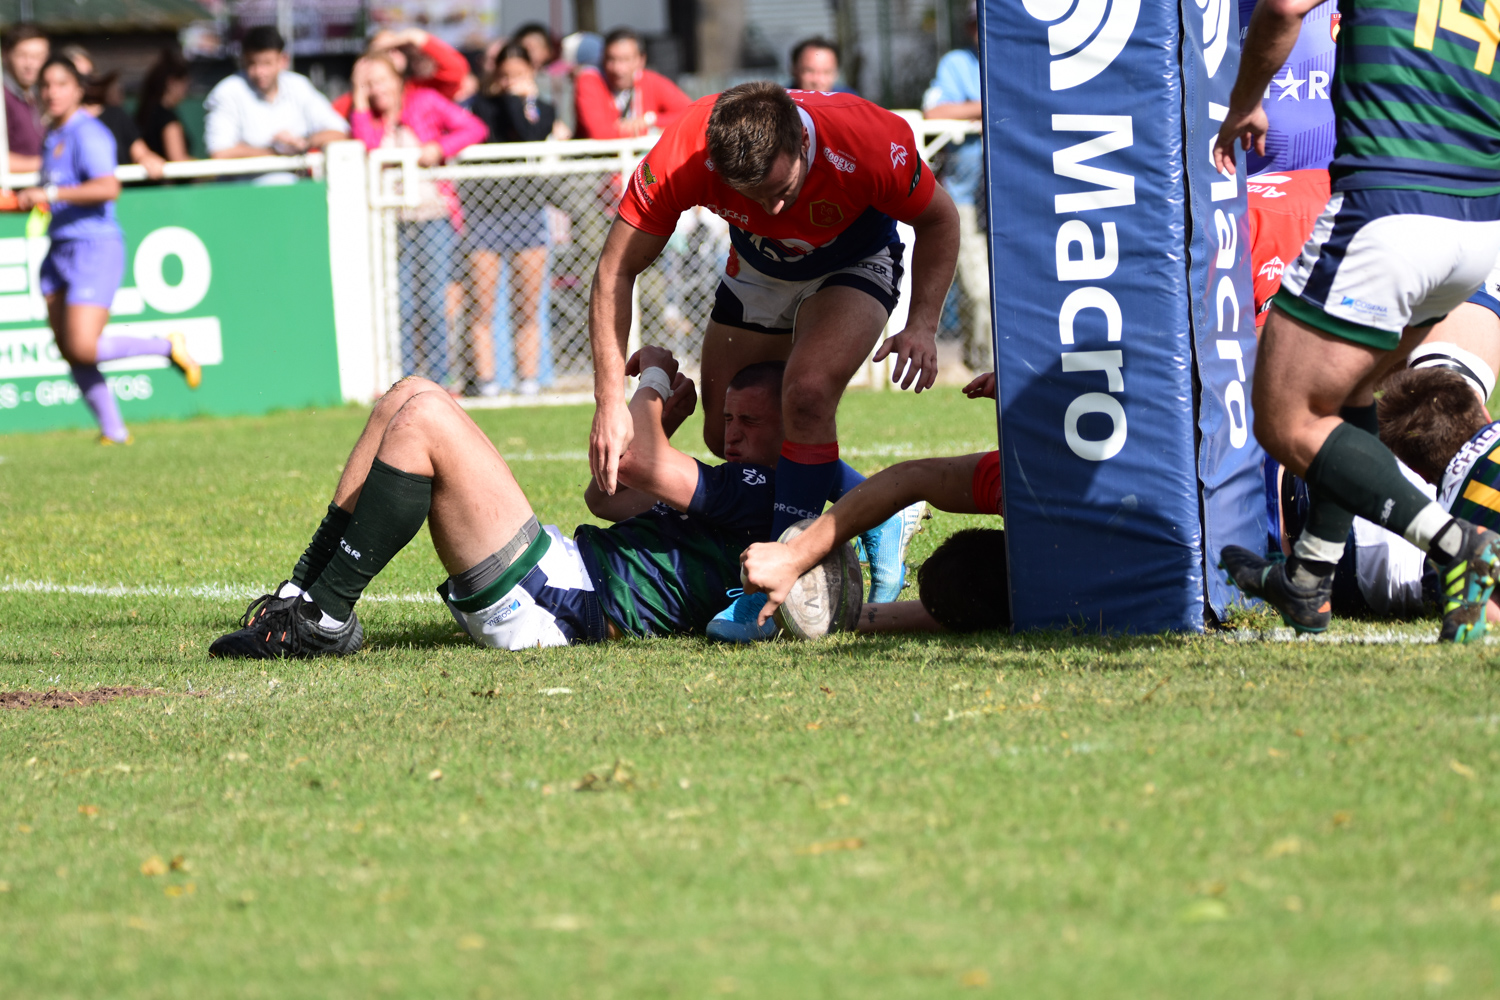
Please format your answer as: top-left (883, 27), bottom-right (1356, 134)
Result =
top-left (604, 40), bottom-right (645, 93)
top-left (722, 385), bottom-right (784, 465)
top-left (40, 64), bottom-right (83, 120)
top-left (793, 47), bottom-right (838, 93)
top-left (728, 136), bottom-right (810, 216)
top-left (6, 38), bottom-right (48, 89)
top-left (242, 49), bottom-right (286, 95)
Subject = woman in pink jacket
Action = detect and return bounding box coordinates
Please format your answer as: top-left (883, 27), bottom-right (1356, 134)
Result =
top-left (350, 54), bottom-right (486, 386)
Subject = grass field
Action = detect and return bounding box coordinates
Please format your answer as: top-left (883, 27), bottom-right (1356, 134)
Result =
top-left (2, 389), bottom-right (1498, 999)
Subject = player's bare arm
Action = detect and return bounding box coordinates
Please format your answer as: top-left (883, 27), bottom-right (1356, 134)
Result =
top-left (743, 452), bottom-right (985, 623)
top-left (1214, 0), bottom-right (1324, 174)
top-left (872, 182), bottom-right (961, 392)
top-left (585, 345), bottom-right (702, 521)
top-left (18, 174), bottom-right (121, 210)
top-left (588, 218), bottom-right (671, 494)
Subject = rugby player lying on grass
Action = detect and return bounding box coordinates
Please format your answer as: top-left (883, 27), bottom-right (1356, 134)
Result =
top-left (210, 347), bottom-right (910, 658)
top-left (740, 372), bottom-right (1010, 635)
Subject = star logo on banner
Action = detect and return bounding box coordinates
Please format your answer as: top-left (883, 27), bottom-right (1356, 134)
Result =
top-left (1274, 68), bottom-right (1306, 101)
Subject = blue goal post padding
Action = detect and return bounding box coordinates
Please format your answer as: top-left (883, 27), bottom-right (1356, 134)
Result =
top-left (980, 0), bottom-right (1266, 632)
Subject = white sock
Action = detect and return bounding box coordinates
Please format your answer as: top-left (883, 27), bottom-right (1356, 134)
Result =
top-left (1292, 533), bottom-right (1346, 565)
top-left (1404, 503), bottom-right (1456, 554)
top-left (277, 581), bottom-right (305, 599)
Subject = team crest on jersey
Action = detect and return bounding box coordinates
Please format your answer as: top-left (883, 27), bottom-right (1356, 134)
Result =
top-left (53, 142), bottom-right (65, 158)
top-left (1330, 11), bottom-right (1340, 40)
top-left (1258, 256), bottom-right (1286, 281)
top-left (889, 142), bottom-right (909, 168)
top-left (810, 199), bottom-right (844, 227)
top-left (741, 468), bottom-right (767, 486)
top-left (639, 161), bottom-right (657, 186)
top-left (726, 246), bottom-right (740, 277)
top-left (821, 147), bottom-right (856, 173)
top-left (633, 161), bottom-right (657, 205)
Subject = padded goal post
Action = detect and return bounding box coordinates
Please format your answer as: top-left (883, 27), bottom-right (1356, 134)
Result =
top-left (980, 0), bottom-right (1266, 631)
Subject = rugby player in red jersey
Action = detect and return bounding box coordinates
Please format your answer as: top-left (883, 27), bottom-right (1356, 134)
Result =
top-left (586, 82), bottom-right (961, 641)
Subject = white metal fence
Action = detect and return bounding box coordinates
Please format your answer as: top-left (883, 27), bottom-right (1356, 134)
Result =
top-left (365, 117), bottom-right (981, 402)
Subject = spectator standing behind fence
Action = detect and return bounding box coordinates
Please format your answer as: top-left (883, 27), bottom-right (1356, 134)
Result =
top-left (462, 44), bottom-right (557, 398)
top-left (332, 27), bottom-right (470, 120)
top-left (136, 48), bottom-right (194, 162)
top-left (204, 26), bottom-right (348, 179)
top-left (3, 24), bottom-right (47, 173)
top-left (788, 38), bottom-right (855, 94)
top-left (16, 57), bottom-right (199, 444)
top-left (574, 28), bottom-right (688, 139)
top-left (59, 47), bottom-right (167, 180)
top-left (922, 4), bottom-right (991, 372)
top-left (349, 54), bottom-right (485, 388)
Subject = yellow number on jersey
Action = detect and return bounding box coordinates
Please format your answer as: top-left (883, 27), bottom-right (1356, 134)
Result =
top-left (1415, 0), bottom-right (1500, 74)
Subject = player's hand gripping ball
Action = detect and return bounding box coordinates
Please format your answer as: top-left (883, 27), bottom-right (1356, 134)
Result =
top-left (772, 519), bottom-right (863, 640)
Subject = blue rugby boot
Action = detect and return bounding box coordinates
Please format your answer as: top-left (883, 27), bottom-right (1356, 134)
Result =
top-left (1434, 521), bottom-right (1500, 644)
top-left (1219, 545), bottom-right (1331, 633)
top-left (706, 591), bottom-right (779, 643)
top-left (861, 501), bottom-right (926, 603)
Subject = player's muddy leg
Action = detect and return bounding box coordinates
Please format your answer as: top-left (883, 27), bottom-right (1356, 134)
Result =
top-left (306, 390), bottom-right (536, 622)
top-left (771, 285), bottom-right (887, 537)
top-left (700, 319), bottom-right (792, 457)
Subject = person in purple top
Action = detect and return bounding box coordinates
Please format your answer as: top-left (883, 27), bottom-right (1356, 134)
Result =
top-left (17, 57), bottom-right (200, 445)
top-left (1238, 0), bottom-right (1338, 174)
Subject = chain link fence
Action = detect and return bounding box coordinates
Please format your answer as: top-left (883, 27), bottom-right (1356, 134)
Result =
top-left (367, 121), bottom-right (982, 402)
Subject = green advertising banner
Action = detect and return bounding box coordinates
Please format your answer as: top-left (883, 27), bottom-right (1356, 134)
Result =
top-left (0, 181), bottom-right (342, 434)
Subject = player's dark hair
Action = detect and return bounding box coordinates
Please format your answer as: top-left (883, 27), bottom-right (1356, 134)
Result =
top-left (727, 360), bottom-right (785, 396)
top-left (918, 528), bottom-right (1011, 632)
top-left (604, 27), bottom-right (643, 54)
top-left (707, 82), bottom-right (804, 187)
top-left (2, 23), bottom-right (46, 52)
top-left (1378, 367), bottom-right (1489, 484)
top-left (790, 37), bottom-right (839, 73)
top-left (242, 26), bottom-right (286, 56)
top-left (40, 55), bottom-right (85, 89)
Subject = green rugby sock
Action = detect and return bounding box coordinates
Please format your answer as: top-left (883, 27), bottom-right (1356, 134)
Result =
top-left (307, 459), bottom-right (433, 621)
top-left (1303, 420), bottom-right (1435, 545)
top-left (291, 503), bottom-right (353, 589)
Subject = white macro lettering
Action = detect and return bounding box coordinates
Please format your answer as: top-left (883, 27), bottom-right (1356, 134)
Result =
top-left (1213, 210), bottom-right (1237, 268)
top-left (1058, 287), bottom-right (1122, 345)
top-left (1062, 350), bottom-right (1124, 391)
top-left (1055, 220), bottom-right (1120, 281)
top-left (1065, 392), bottom-right (1128, 461)
top-left (1024, 0), bottom-right (1143, 90)
top-left (1052, 116), bottom-right (1136, 213)
top-left (1207, 103), bottom-right (1237, 202)
top-left (1196, 0), bottom-right (1233, 76)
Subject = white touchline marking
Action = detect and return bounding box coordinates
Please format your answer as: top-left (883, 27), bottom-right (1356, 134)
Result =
top-left (0, 580), bottom-right (441, 604)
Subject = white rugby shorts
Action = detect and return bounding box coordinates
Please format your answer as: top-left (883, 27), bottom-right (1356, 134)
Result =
top-left (439, 526), bottom-right (609, 649)
top-left (1274, 187), bottom-right (1500, 350)
top-left (710, 242), bottom-right (904, 335)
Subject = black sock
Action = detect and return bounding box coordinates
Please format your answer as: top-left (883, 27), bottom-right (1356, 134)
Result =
top-left (306, 458), bottom-right (433, 620)
top-left (291, 502), bottom-right (352, 589)
top-left (1304, 421), bottom-right (1434, 539)
top-left (1287, 405), bottom-right (1386, 584)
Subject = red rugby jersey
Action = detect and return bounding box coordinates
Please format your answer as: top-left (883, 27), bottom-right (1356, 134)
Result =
top-left (1246, 169), bottom-right (1331, 326)
top-left (617, 91), bottom-right (937, 281)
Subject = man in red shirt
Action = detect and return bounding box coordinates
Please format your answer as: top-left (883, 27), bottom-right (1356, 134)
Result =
top-left (573, 28), bottom-right (690, 139)
top-left (588, 82), bottom-right (960, 640)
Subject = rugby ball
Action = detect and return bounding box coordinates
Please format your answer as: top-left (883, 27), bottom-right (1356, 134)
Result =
top-left (773, 518), bottom-right (863, 640)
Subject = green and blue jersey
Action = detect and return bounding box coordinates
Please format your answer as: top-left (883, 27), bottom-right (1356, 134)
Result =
top-left (575, 461), bottom-right (775, 637)
top-left (1330, 0), bottom-right (1500, 195)
top-left (1440, 421), bottom-right (1500, 528)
